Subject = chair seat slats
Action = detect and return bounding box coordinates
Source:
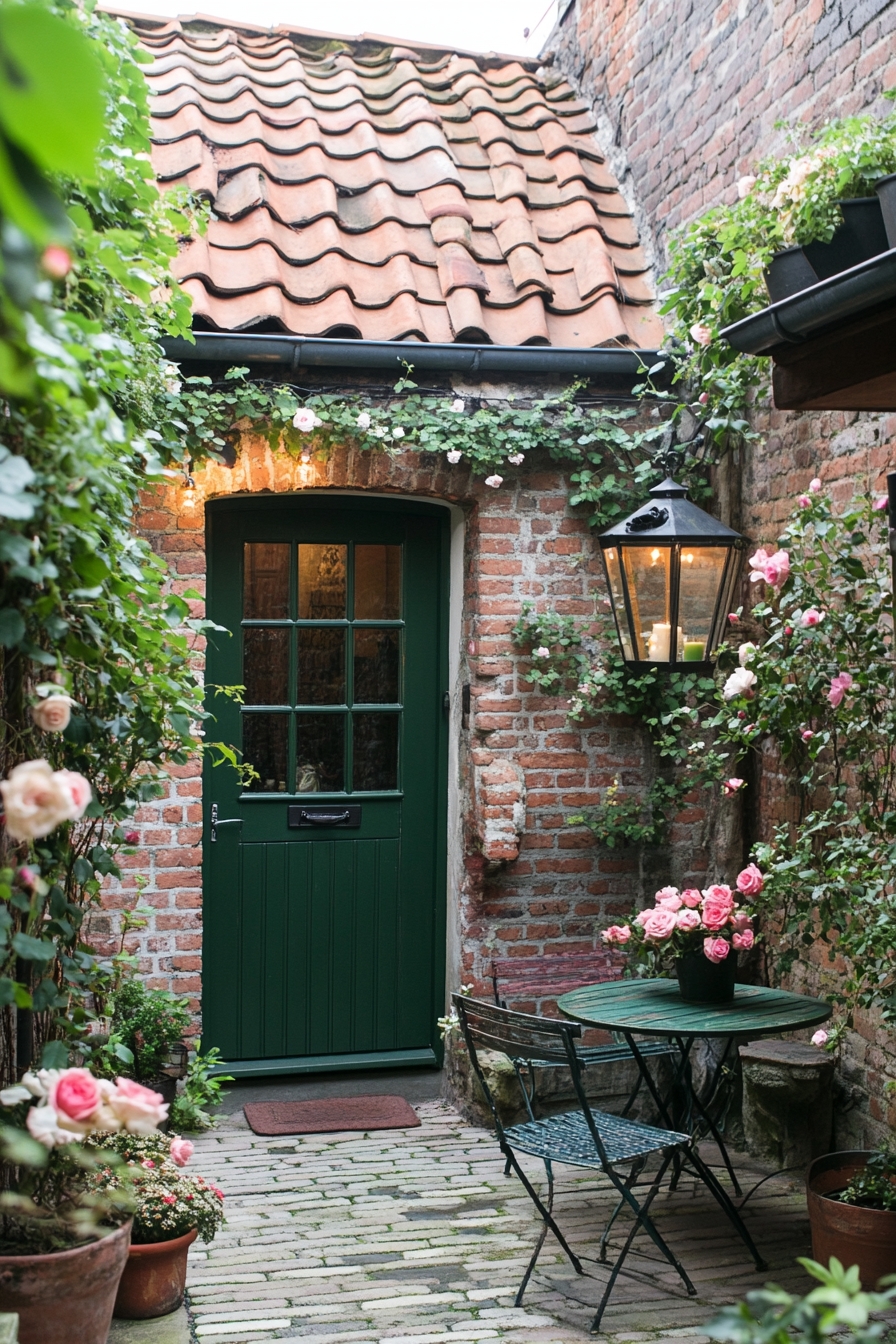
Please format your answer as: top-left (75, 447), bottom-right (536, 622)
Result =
top-left (504, 1108), bottom-right (689, 1169)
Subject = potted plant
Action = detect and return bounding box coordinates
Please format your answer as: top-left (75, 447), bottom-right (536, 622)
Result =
top-left (0, 1066), bottom-right (169, 1344)
top-left (805, 1148), bottom-right (896, 1290)
top-left (601, 866), bottom-right (761, 1003)
top-left (706, 1254), bottom-right (896, 1344)
top-left (110, 980), bottom-right (192, 1110)
top-left (88, 1130), bottom-right (225, 1319)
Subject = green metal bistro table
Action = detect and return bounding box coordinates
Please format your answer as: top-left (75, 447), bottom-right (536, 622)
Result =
top-left (558, 978), bottom-right (832, 1272)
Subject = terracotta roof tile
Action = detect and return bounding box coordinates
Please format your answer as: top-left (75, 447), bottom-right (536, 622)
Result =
top-left (129, 12), bottom-right (664, 346)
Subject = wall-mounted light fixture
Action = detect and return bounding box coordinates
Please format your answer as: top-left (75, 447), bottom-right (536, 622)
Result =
top-left (598, 443), bottom-right (747, 670)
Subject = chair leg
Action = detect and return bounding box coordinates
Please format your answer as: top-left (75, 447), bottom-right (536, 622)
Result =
top-left (503, 1145), bottom-right (584, 1300)
top-left (598, 1158), bottom-right (644, 1263)
top-left (590, 1154), bottom-right (696, 1334)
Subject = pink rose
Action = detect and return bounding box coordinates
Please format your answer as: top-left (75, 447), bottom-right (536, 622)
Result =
top-left (732, 911), bottom-right (753, 932)
top-left (809, 478), bottom-right (822, 493)
top-left (16, 866), bottom-right (37, 891)
top-left (124, 830), bottom-right (139, 844)
top-left (163, 1194), bottom-right (177, 1205)
top-left (31, 695), bottom-right (75, 733)
top-left (800, 608), bottom-right (824, 627)
top-left (801, 729), bottom-right (814, 742)
top-left (736, 863), bottom-right (764, 896)
top-left (680, 888), bottom-right (702, 908)
top-left (762, 550), bottom-right (790, 589)
top-left (732, 929), bottom-right (754, 950)
top-left (703, 936), bottom-right (730, 963)
top-left (797, 495), bottom-right (811, 508)
top-left (56, 770), bottom-right (91, 816)
top-left (170, 1138), bottom-right (194, 1167)
top-left (701, 885), bottom-right (735, 930)
top-left (638, 907), bottom-right (678, 941)
top-left (655, 886), bottom-right (682, 911)
top-left (747, 547), bottom-right (770, 584)
top-left (875, 496), bottom-right (888, 511)
top-left (0, 760), bottom-right (87, 841)
top-left (689, 323), bottom-right (712, 347)
top-left (811, 1029), bottom-right (828, 1047)
top-left (827, 672), bottom-right (853, 708)
top-left (109, 1078), bottom-right (168, 1135)
top-left (602, 925), bottom-right (631, 945)
top-left (292, 408), bottom-right (318, 432)
top-left (50, 1068), bottom-right (101, 1123)
top-left (42, 245), bottom-right (73, 279)
top-left (727, 613), bottom-right (739, 624)
top-left (676, 909), bottom-right (701, 931)
top-left (722, 778), bottom-right (745, 796)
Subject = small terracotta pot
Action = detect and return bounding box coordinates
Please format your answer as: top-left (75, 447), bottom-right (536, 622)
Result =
top-left (807, 1151), bottom-right (896, 1289)
top-left (0, 1219), bottom-right (131, 1344)
top-left (114, 1226), bottom-right (198, 1319)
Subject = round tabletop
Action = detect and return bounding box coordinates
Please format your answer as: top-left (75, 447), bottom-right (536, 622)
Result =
top-left (558, 978), bottom-right (832, 1039)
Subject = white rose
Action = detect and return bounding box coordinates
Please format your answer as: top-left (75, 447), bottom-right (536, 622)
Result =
top-left (450, 399), bottom-right (465, 413)
top-left (446, 450), bottom-right (462, 465)
top-left (723, 668), bottom-right (757, 701)
top-left (0, 760), bottom-right (88, 841)
top-left (31, 694), bottom-right (75, 733)
top-left (26, 1104), bottom-right (75, 1149)
top-left (292, 408), bottom-right (317, 433)
top-left (356, 412), bottom-right (371, 430)
top-left (507, 453), bottom-right (524, 465)
top-left (738, 642), bottom-right (757, 667)
top-left (484, 474), bottom-right (503, 488)
top-left (736, 175), bottom-right (756, 199)
top-left (392, 427), bottom-right (404, 439)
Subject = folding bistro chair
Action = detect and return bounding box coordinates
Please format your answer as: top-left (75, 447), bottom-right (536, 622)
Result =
top-left (490, 954), bottom-right (680, 1121)
top-left (454, 995), bottom-right (695, 1332)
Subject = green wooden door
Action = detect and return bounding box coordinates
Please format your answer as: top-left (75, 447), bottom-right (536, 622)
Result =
top-left (202, 496), bottom-right (449, 1077)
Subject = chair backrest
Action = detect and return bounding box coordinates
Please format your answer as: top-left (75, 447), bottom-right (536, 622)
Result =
top-left (453, 995), bottom-right (609, 1164)
top-left (490, 950), bottom-right (624, 1009)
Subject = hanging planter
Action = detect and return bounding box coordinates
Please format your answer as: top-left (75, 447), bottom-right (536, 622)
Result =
top-left (764, 198), bottom-right (890, 302)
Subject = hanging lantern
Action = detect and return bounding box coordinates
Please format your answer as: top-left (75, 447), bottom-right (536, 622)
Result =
top-left (598, 475), bottom-right (746, 668)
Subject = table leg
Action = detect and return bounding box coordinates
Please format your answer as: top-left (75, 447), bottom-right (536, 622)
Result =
top-left (678, 1034), bottom-right (741, 1196)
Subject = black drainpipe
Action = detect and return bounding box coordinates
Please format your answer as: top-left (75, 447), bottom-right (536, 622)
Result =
top-left (161, 332), bottom-right (663, 389)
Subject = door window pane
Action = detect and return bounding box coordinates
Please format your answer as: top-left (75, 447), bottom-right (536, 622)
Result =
top-left (353, 713), bottom-right (398, 790)
top-left (297, 628), bottom-right (345, 704)
top-left (243, 714), bottom-right (289, 793)
top-left (298, 544), bottom-right (346, 619)
top-left (296, 714), bottom-right (345, 792)
top-left (243, 628), bottom-right (289, 705)
top-left (353, 628), bottom-right (399, 703)
top-left (244, 543), bottom-right (289, 619)
top-left (355, 545), bottom-right (401, 619)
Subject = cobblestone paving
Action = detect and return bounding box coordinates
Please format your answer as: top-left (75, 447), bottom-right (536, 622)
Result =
top-left (185, 1101), bottom-right (818, 1344)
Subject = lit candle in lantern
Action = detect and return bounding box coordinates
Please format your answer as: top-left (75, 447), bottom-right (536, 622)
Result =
top-left (683, 639), bottom-right (705, 661)
top-left (648, 623), bottom-right (671, 660)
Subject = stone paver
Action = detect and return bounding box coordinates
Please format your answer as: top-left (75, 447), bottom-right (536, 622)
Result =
top-left (183, 1101), bottom-right (819, 1344)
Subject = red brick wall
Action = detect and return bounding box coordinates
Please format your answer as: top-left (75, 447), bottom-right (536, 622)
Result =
top-left (549, 0), bottom-right (896, 1139)
top-left (105, 426), bottom-right (675, 1028)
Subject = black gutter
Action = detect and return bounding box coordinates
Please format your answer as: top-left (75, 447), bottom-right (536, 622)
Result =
top-left (161, 331), bottom-right (662, 384)
top-left (721, 247), bottom-right (896, 356)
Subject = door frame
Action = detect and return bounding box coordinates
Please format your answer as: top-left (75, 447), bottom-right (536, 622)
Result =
top-left (201, 489), bottom-right (462, 1077)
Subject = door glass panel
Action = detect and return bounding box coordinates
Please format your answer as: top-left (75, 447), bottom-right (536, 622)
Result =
top-left (296, 714), bottom-right (345, 792)
top-left (355, 545), bottom-right (401, 619)
top-left (298, 544), bottom-right (347, 619)
top-left (297, 628), bottom-right (345, 704)
top-left (353, 713), bottom-right (398, 790)
top-left (243, 628), bottom-right (289, 705)
top-left (243, 714), bottom-right (289, 793)
top-left (244, 543), bottom-right (289, 619)
top-left (354, 628), bottom-right (399, 704)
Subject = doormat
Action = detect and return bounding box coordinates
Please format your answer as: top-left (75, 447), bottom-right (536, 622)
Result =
top-left (243, 1094), bottom-right (422, 1136)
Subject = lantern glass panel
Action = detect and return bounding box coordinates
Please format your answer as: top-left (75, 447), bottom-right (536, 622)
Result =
top-left (623, 544), bottom-right (672, 660)
top-left (678, 547), bottom-right (728, 662)
top-left (602, 547), bottom-right (635, 661)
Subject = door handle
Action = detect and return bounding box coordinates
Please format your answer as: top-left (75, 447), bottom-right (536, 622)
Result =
top-left (210, 803), bottom-right (243, 843)
top-left (301, 810), bottom-right (351, 826)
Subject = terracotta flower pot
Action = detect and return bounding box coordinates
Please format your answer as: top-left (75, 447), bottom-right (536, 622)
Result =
top-left (0, 1219), bottom-right (131, 1344)
top-left (675, 950), bottom-right (737, 1003)
top-left (114, 1226), bottom-right (198, 1319)
top-left (807, 1151), bottom-right (896, 1289)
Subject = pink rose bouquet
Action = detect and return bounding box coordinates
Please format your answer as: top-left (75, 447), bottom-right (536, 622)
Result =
top-left (601, 867), bottom-right (761, 970)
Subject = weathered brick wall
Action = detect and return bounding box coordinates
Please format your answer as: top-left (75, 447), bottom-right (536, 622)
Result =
top-left (104, 411), bottom-right (690, 1028)
top-left (549, 0), bottom-right (896, 1139)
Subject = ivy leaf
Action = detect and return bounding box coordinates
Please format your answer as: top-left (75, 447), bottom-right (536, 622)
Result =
top-left (11, 932), bottom-right (55, 963)
top-left (0, 607), bottom-right (25, 647)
